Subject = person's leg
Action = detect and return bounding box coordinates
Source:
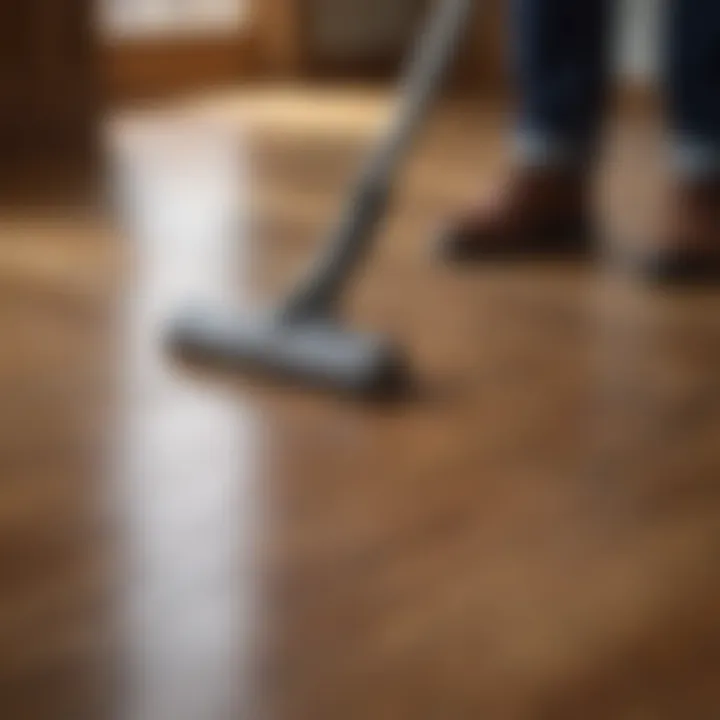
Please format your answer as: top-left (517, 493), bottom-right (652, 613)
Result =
top-left (646, 0), bottom-right (720, 281)
top-left (513, 0), bottom-right (615, 167)
top-left (666, 0), bottom-right (720, 180)
top-left (440, 0), bottom-right (615, 261)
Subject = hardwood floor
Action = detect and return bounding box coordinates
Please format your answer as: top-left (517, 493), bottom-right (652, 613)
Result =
top-left (2, 89), bottom-right (720, 719)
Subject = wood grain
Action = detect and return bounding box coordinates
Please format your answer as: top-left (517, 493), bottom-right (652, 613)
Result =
top-left (1, 90), bottom-right (720, 719)
top-left (0, 0), bottom-right (98, 168)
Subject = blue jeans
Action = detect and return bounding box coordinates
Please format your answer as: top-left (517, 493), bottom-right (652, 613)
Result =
top-left (513, 0), bottom-right (720, 176)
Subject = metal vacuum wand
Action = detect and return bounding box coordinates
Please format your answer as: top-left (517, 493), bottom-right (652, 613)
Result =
top-left (281, 0), bottom-right (476, 321)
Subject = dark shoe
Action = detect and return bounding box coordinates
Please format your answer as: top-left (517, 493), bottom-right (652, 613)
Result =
top-left (437, 166), bottom-right (594, 263)
top-left (639, 178), bottom-right (720, 285)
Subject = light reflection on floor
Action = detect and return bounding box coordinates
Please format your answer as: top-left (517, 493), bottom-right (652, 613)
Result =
top-left (110, 115), bottom-right (263, 720)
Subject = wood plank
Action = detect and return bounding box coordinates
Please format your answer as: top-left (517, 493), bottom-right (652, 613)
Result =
top-left (2, 89), bottom-right (720, 720)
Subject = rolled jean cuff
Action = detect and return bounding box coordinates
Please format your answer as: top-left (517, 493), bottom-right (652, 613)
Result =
top-left (513, 128), bottom-right (594, 169)
top-left (672, 137), bottom-right (720, 180)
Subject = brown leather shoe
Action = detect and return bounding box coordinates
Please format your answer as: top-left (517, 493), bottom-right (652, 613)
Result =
top-left (640, 178), bottom-right (720, 285)
top-left (437, 166), bottom-right (594, 263)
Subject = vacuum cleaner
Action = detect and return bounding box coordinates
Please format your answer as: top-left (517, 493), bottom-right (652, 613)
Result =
top-left (169, 0), bottom-right (476, 398)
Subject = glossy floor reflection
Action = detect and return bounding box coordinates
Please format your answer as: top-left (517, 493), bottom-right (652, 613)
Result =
top-left (112, 117), bottom-right (262, 720)
top-left (1, 90), bottom-right (720, 719)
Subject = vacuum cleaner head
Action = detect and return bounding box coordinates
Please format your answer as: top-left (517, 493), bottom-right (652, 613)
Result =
top-left (170, 310), bottom-right (410, 399)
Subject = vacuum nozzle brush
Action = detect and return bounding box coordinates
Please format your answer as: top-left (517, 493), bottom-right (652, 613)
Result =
top-left (169, 310), bottom-right (410, 398)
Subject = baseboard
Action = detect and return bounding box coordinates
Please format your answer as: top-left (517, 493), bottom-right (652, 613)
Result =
top-left (103, 33), bottom-right (256, 104)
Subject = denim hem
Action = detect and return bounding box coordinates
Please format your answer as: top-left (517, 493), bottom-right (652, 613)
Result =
top-left (671, 137), bottom-right (720, 180)
top-left (513, 128), bottom-right (594, 168)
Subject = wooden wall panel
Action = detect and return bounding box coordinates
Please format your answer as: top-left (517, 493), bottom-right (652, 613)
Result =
top-left (104, 35), bottom-right (255, 103)
top-left (101, 0), bottom-right (507, 99)
top-left (253, 0), bottom-right (307, 77)
top-left (0, 0), bottom-right (99, 170)
top-left (251, 0), bottom-right (506, 94)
